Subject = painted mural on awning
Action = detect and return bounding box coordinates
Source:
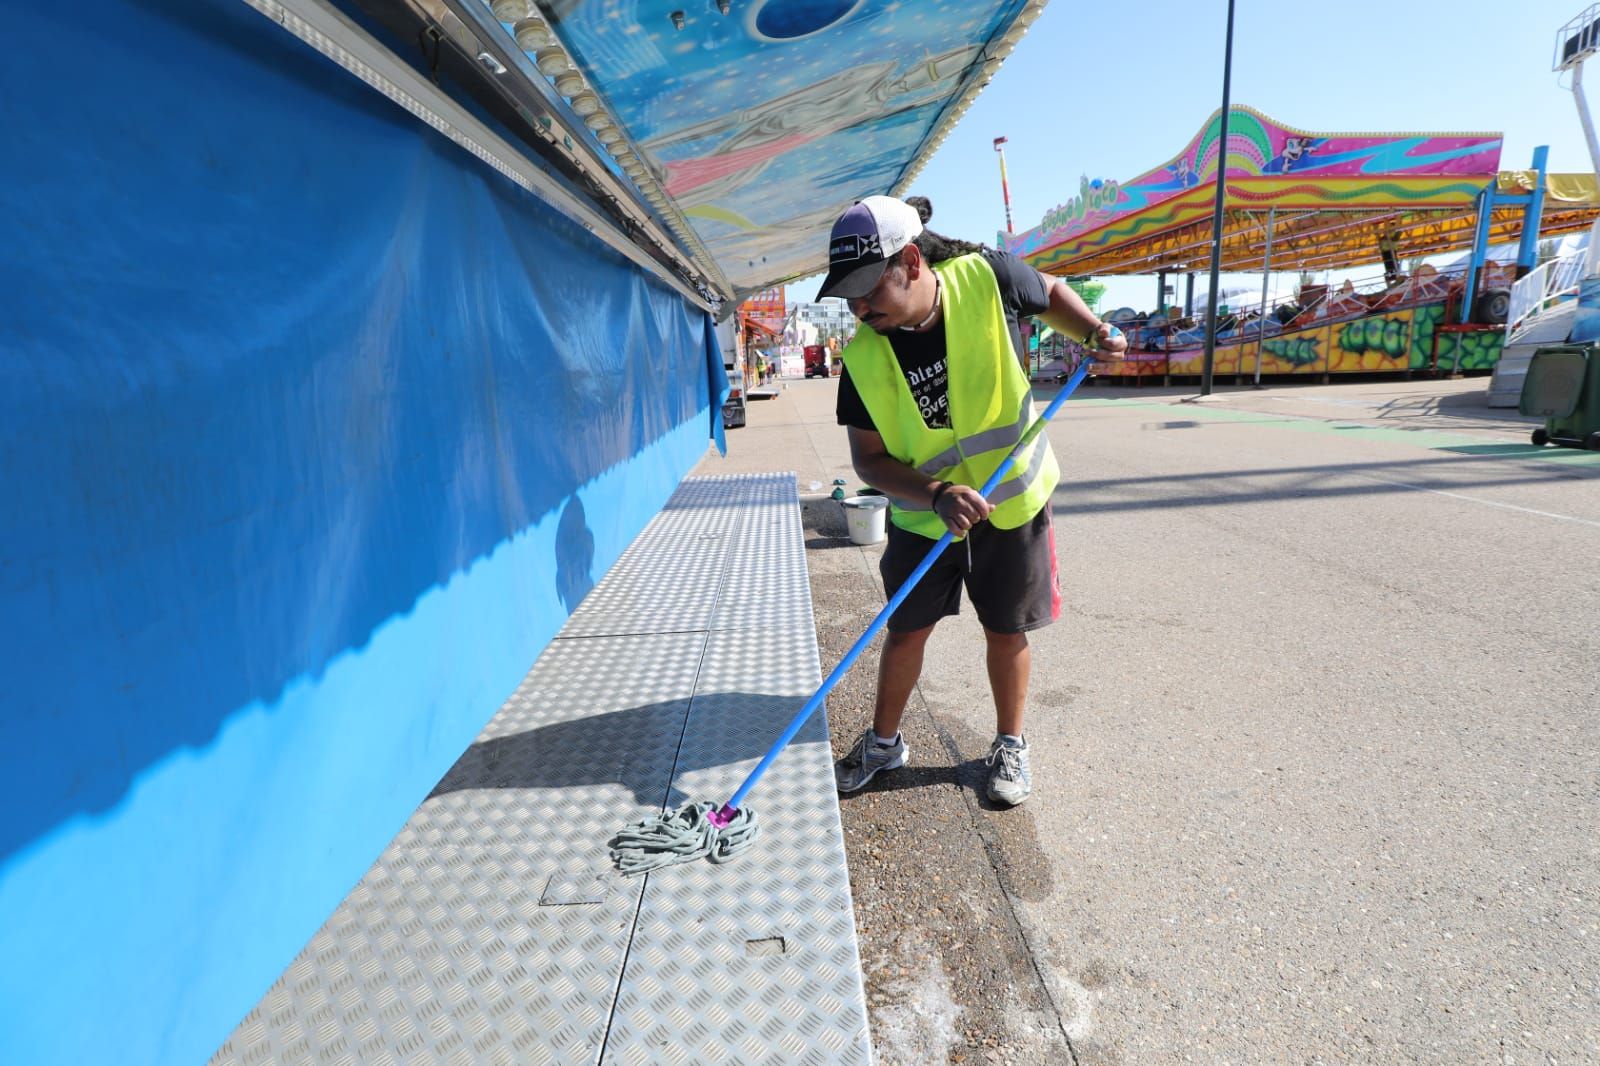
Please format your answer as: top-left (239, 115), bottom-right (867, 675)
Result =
top-left (536, 0), bottom-right (1034, 294)
top-left (1003, 106), bottom-right (1505, 275)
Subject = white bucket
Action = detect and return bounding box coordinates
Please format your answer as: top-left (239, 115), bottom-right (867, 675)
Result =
top-left (841, 495), bottom-right (889, 545)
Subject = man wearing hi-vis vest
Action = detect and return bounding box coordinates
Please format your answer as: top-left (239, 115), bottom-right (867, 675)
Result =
top-left (818, 194), bottom-right (1127, 806)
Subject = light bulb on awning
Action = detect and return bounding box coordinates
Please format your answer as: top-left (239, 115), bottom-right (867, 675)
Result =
top-left (489, 0), bottom-right (532, 21)
top-left (533, 47), bottom-right (570, 76)
top-left (511, 15), bottom-right (550, 49)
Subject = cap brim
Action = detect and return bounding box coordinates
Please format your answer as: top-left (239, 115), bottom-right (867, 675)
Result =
top-left (816, 259), bottom-right (890, 301)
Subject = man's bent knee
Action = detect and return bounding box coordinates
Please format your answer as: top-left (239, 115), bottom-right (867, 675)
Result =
top-left (885, 625), bottom-right (936, 651)
top-left (982, 626), bottom-right (1029, 650)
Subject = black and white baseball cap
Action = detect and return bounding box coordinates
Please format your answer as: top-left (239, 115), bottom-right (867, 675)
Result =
top-left (815, 195), bottom-right (924, 301)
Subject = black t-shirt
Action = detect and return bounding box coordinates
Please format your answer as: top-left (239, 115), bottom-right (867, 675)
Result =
top-left (836, 248), bottom-right (1051, 431)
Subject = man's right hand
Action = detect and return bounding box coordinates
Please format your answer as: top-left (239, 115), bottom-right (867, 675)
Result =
top-left (933, 483), bottom-right (993, 535)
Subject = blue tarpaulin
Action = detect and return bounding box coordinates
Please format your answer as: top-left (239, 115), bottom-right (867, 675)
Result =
top-left (0, 3), bottom-right (721, 1063)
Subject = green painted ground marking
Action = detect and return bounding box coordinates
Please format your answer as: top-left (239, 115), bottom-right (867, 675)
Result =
top-left (1053, 397), bottom-right (1600, 468)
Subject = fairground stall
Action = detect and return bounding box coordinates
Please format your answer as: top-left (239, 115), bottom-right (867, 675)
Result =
top-left (1006, 106), bottom-right (1600, 381)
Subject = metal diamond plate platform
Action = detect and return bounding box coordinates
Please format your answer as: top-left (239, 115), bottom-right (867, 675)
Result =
top-left (211, 473), bottom-right (872, 1065)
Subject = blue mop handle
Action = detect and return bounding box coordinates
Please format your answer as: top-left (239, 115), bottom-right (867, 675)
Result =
top-left (720, 356), bottom-right (1098, 815)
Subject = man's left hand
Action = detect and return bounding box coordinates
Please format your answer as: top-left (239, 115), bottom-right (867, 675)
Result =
top-left (1087, 322), bottom-right (1127, 357)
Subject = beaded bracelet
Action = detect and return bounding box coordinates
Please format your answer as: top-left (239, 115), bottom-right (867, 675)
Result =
top-left (930, 480), bottom-right (952, 510)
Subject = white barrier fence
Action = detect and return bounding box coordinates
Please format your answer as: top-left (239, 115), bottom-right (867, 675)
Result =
top-left (1508, 252), bottom-right (1585, 334)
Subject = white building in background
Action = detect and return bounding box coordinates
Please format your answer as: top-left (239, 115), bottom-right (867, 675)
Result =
top-left (785, 298), bottom-right (856, 346)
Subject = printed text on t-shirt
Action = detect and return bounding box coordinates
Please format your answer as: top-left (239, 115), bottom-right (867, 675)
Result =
top-left (908, 357), bottom-right (949, 428)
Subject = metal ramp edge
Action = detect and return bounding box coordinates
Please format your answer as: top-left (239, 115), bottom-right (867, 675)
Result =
top-left (210, 473), bottom-right (871, 1065)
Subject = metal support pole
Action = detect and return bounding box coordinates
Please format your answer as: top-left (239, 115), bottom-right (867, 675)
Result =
top-left (1573, 61), bottom-right (1600, 182)
top-left (1156, 270), bottom-right (1167, 313)
top-left (1460, 187), bottom-right (1493, 324)
top-left (1515, 146), bottom-right (1550, 277)
top-left (1253, 206), bottom-right (1276, 386)
top-left (1185, 273), bottom-right (1195, 316)
top-left (1200, 0), bottom-right (1237, 396)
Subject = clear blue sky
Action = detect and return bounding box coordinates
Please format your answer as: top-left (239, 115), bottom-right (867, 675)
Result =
top-left (793, 0), bottom-right (1591, 311)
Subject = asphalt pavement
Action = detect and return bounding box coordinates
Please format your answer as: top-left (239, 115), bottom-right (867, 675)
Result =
top-left (691, 372), bottom-right (1600, 1065)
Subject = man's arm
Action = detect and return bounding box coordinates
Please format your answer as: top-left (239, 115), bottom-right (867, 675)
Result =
top-left (1038, 274), bottom-right (1128, 354)
top-left (847, 426), bottom-right (992, 535)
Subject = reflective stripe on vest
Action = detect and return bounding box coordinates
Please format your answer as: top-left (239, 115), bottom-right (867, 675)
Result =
top-left (909, 392), bottom-right (1033, 480)
top-left (899, 428), bottom-right (1050, 512)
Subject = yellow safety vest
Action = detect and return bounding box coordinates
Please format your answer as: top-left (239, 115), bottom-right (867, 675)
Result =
top-left (841, 252), bottom-right (1059, 538)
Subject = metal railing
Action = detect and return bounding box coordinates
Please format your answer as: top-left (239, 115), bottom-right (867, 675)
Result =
top-left (1555, 5), bottom-right (1600, 71)
top-left (1507, 252), bottom-right (1585, 333)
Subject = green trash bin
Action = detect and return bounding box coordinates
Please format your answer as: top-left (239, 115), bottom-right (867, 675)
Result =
top-left (1520, 343), bottom-right (1600, 450)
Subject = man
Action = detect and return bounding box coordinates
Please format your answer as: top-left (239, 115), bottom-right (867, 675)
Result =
top-left (819, 194), bottom-right (1125, 805)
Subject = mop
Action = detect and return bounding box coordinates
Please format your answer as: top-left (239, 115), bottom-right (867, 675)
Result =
top-left (611, 353), bottom-right (1104, 875)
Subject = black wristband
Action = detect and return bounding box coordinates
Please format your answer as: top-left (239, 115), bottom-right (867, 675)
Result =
top-left (930, 481), bottom-right (952, 510)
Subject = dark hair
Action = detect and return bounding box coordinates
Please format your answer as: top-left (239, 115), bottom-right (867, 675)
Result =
top-left (904, 196), bottom-right (988, 264)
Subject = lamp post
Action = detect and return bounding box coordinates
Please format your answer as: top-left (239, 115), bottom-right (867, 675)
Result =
top-left (1200, 0), bottom-right (1237, 396)
top-left (996, 135), bottom-right (1030, 364)
top-left (994, 136), bottom-right (1015, 234)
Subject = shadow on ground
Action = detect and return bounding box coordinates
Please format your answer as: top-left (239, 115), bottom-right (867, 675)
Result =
top-left (429, 692), bottom-right (817, 813)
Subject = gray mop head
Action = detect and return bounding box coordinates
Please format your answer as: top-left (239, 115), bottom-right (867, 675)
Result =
top-left (609, 802), bottom-right (760, 875)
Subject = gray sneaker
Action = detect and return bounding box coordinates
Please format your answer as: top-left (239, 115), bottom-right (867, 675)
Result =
top-left (835, 729), bottom-right (908, 792)
top-left (985, 736), bottom-right (1031, 805)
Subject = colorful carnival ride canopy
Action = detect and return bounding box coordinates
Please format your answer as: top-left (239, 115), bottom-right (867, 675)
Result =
top-left (1003, 106), bottom-right (1600, 278)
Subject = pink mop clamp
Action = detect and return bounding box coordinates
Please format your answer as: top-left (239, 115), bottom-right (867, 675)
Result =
top-left (610, 351), bottom-right (1106, 874)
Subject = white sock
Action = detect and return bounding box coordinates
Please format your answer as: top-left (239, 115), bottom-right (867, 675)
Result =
top-left (998, 733), bottom-right (1024, 748)
top-left (874, 732), bottom-right (899, 747)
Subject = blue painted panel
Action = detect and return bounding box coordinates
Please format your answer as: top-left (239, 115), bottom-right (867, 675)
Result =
top-left (0, 3), bottom-right (716, 1063)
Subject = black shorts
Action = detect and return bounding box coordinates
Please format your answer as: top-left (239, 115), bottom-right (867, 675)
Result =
top-left (880, 504), bottom-right (1061, 634)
